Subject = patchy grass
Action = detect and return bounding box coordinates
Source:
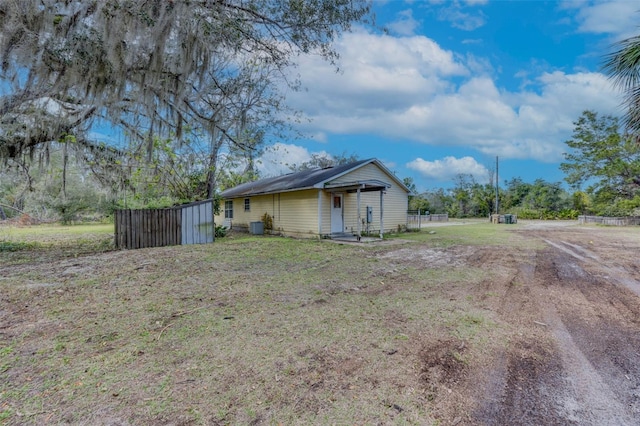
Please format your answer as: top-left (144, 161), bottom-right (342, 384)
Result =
top-left (0, 223), bottom-right (113, 266)
top-left (0, 223), bottom-right (530, 425)
top-left (397, 221), bottom-right (546, 249)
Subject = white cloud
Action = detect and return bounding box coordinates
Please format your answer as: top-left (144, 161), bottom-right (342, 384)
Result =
top-left (257, 143), bottom-right (331, 177)
top-left (407, 156), bottom-right (490, 182)
top-left (287, 30), bottom-right (468, 116)
top-left (387, 9), bottom-right (421, 36)
top-left (286, 30), bottom-right (622, 163)
top-left (573, 0), bottom-right (640, 38)
top-left (258, 143), bottom-right (310, 176)
top-left (437, 6), bottom-right (486, 31)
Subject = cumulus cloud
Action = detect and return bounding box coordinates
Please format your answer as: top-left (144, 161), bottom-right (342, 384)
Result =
top-left (285, 30), bottom-right (621, 163)
top-left (407, 156), bottom-right (490, 182)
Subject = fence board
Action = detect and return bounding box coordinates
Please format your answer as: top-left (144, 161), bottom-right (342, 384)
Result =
top-left (407, 212), bottom-right (448, 229)
top-left (578, 215), bottom-right (640, 226)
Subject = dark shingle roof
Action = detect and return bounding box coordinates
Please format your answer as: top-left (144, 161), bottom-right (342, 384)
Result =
top-left (221, 158), bottom-right (376, 198)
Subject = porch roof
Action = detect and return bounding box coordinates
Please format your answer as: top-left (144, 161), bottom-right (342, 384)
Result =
top-left (323, 179), bottom-right (390, 193)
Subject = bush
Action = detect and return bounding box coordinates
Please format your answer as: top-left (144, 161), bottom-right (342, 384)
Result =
top-left (511, 208), bottom-right (540, 220)
top-left (261, 212), bottom-right (273, 231)
top-left (215, 225), bottom-right (227, 238)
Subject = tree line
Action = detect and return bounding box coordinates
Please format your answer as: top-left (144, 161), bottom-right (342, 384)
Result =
top-left (408, 110), bottom-right (640, 220)
top-left (3, 108), bottom-right (640, 223)
top-left (407, 176), bottom-right (580, 220)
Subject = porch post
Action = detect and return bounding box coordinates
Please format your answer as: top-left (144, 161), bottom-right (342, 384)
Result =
top-left (379, 190), bottom-right (384, 239)
top-left (318, 190), bottom-right (323, 236)
top-left (357, 187), bottom-right (361, 239)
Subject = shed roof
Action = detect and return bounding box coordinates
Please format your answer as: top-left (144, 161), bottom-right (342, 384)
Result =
top-left (220, 158), bottom-right (409, 199)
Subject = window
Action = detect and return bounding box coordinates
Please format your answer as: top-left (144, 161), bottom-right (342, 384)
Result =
top-left (244, 198), bottom-right (250, 212)
top-left (224, 200), bottom-right (233, 219)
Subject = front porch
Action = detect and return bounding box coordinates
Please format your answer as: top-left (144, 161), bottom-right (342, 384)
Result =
top-left (319, 179), bottom-right (391, 240)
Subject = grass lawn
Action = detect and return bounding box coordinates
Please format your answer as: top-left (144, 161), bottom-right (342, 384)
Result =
top-left (0, 222), bottom-right (532, 424)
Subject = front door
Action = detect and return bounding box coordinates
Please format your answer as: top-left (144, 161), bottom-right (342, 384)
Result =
top-left (331, 193), bottom-right (344, 233)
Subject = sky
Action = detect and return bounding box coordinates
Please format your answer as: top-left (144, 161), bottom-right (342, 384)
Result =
top-left (256, 0), bottom-right (639, 192)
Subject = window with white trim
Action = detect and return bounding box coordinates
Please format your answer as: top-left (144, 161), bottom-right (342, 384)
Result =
top-left (244, 198), bottom-right (250, 212)
top-left (224, 200), bottom-right (233, 219)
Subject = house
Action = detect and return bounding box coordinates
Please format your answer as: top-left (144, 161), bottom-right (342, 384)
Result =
top-left (216, 158), bottom-right (411, 239)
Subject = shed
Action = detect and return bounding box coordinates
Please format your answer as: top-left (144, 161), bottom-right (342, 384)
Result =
top-left (115, 199), bottom-right (214, 249)
top-left (216, 158), bottom-right (410, 239)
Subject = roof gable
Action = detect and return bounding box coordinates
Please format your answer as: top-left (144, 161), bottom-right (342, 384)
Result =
top-left (220, 158), bottom-right (410, 198)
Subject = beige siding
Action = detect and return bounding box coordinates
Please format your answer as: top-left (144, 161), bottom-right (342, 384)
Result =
top-left (216, 191), bottom-right (320, 238)
top-left (214, 195), bottom-right (278, 231)
top-left (329, 163), bottom-right (391, 184)
top-left (320, 191), bottom-right (332, 236)
top-left (274, 190), bottom-right (319, 237)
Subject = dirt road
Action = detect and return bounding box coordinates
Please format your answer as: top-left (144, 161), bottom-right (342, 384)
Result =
top-left (465, 222), bottom-right (640, 425)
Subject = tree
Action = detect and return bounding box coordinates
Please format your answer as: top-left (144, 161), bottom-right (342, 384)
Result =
top-left (0, 0), bottom-right (372, 206)
top-left (572, 191), bottom-right (591, 215)
top-left (421, 189), bottom-right (452, 215)
top-left (523, 179), bottom-right (568, 212)
top-left (403, 177), bottom-right (430, 213)
top-left (0, 0), bottom-right (372, 155)
top-left (560, 110), bottom-right (640, 207)
top-left (502, 177), bottom-right (531, 211)
top-left (448, 174), bottom-right (494, 217)
top-left (288, 152), bottom-right (360, 171)
top-left (0, 143), bottom-right (109, 221)
top-left (602, 34), bottom-right (640, 135)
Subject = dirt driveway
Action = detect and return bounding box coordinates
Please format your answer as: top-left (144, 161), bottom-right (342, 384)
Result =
top-left (463, 222), bottom-right (640, 425)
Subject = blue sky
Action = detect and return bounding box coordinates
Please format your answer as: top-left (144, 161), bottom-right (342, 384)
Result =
top-left (257, 0), bottom-right (638, 192)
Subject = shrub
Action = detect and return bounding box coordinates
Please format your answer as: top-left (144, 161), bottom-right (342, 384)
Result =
top-left (215, 225), bottom-right (227, 238)
top-left (261, 212), bottom-right (273, 231)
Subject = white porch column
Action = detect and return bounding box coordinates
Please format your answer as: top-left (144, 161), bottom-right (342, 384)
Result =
top-left (357, 187), bottom-right (361, 238)
top-left (379, 190), bottom-right (384, 239)
top-left (317, 190), bottom-right (323, 236)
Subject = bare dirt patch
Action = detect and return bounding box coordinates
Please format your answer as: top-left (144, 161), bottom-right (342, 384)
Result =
top-left (468, 225), bottom-right (640, 425)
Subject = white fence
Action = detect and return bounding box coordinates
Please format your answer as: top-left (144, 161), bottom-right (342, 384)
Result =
top-left (407, 211), bottom-right (448, 229)
top-left (578, 215), bottom-right (640, 226)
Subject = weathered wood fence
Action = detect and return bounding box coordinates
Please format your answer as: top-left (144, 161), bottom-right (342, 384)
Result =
top-left (407, 211), bottom-right (448, 229)
top-left (115, 200), bottom-right (214, 249)
top-left (578, 215), bottom-right (640, 226)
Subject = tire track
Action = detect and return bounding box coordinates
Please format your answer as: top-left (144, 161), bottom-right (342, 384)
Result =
top-left (543, 239), bottom-right (640, 297)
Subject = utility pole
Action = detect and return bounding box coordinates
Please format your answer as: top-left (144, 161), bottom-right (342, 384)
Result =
top-left (495, 156), bottom-right (499, 215)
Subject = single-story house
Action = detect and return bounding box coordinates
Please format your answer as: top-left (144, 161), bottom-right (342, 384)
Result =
top-left (216, 158), bottom-right (411, 239)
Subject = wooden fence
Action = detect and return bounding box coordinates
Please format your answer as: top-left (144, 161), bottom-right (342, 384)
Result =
top-left (578, 215), bottom-right (640, 226)
top-left (407, 211), bottom-right (448, 229)
top-left (115, 200), bottom-right (214, 249)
